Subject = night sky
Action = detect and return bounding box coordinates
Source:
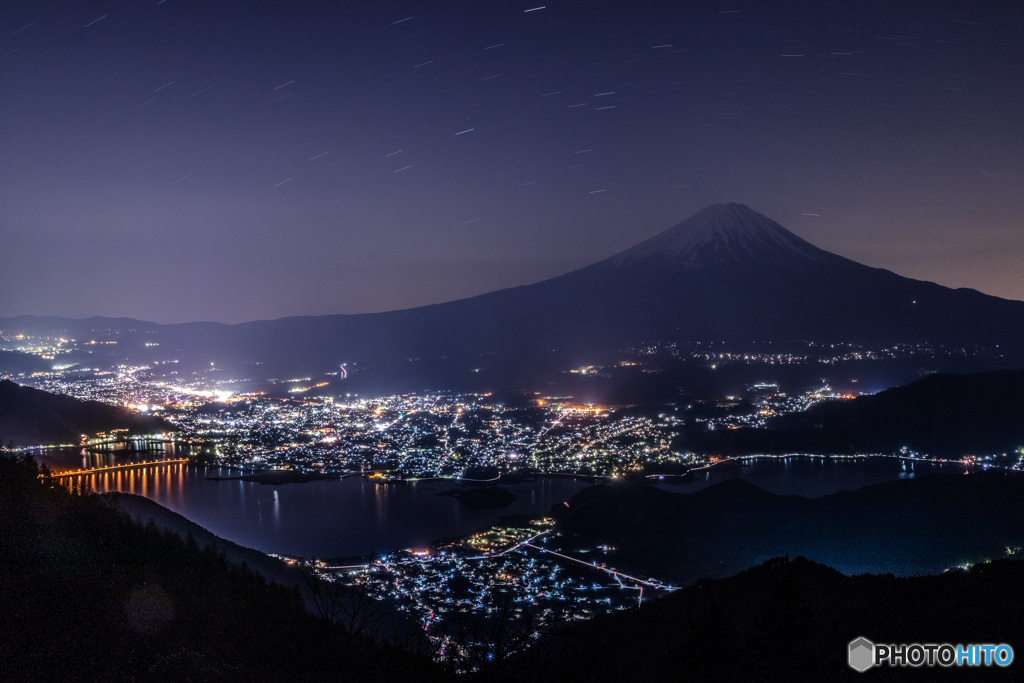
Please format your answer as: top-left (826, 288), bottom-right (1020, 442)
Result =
top-left (3, 0), bottom-right (1022, 324)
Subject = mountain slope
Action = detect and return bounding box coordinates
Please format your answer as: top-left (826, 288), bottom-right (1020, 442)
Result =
top-left (4, 204), bottom-right (1024, 378)
top-left (692, 370), bottom-right (1024, 456)
top-left (513, 555), bottom-right (1024, 683)
top-left (105, 492), bottom-right (305, 589)
top-left (0, 453), bottom-right (446, 683)
top-left (601, 202), bottom-right (852, 269)
top-left (554, 472), bottom-right (1024, 585)
top-left (0, 379), bottom-right (170, 447)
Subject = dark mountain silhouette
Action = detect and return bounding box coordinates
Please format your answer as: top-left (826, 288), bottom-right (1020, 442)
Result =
top-left (0, 350), bottom-right (50, 375)
top-left (554, 472), bottom-right (1024, 586)
top-left (507, 555), bottom-right (1024, 683)
top-left (691, 370), bottom-right (1024, 456)
top-left (105, 492), bottom-right (304, 589)
top-left (5, 204), bottom-right (1024, 382)
top-left (0, 453), bottom-right (446, 683)
top-left (0, 379), bottom-right (170, 447)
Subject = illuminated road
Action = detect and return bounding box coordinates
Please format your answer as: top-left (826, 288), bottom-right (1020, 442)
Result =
top-left (537, 409), bottom-right (572, 438)
top-left (521, 543), bottom-right (677, 591)
top-left (462, 529), bottom-right (552, 560)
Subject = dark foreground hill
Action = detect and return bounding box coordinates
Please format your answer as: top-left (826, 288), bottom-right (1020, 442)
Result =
top-left (0, 379), bottom-right (169, 447)
top-left (105, 491), bottom-right (305, 591)
top-left (0, 453), bottom-right (446, 683)
top-left (555, 473), bottom-right (1024, 586)
top-left (690, 370), bottom-right (1024, 456)
top-left (0, 350), bottom-right (50, 375)
top-left (4, 451), bottom-right (1023, 682)
top-left (509, 555), bottom-right (1024, 683)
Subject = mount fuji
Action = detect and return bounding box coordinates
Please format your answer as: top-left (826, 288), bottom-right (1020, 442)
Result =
top-left (4, 203), bottom-right (1024, 382)
top-left (603, 202), bottom-right (849, 269)
top-left (323, 201), bottom-right (1023, 360)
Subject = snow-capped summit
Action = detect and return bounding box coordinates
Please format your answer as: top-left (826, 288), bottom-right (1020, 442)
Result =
top-left (602, 203), bottom-right (848, 269)
top-left (11, 203), bottom-right (1023, 380)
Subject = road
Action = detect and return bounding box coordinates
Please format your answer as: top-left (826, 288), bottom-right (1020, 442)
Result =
top-left (51, 458), bottom-right (190, 478)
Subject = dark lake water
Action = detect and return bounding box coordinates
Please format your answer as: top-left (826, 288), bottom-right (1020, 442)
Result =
top-left (35, 445), bottom-right (968, 559)
top-left (655, 455), bottom-right (964, 498)
top-left (55, 462), bottom-right (590, 558)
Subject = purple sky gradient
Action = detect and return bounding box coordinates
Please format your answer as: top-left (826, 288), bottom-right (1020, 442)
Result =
top-left (2, 0), bottom-right (1022, 323)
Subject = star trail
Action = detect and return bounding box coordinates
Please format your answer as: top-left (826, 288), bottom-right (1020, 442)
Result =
top-left (1, 0), bottom-right (1022, 323)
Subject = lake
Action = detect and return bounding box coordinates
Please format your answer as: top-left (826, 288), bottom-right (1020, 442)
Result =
top-left (36, 446), bottom-right (966, 559)
top-left (34, 439), bottom-right (187, 472)
top-left (56, 462), bottom-right (590, 558)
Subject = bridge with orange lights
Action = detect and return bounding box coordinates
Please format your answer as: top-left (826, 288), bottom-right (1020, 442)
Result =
top-left (51, 458), bottom-right (190, 478)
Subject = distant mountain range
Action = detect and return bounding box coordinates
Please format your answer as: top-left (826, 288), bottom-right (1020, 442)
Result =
top-left (690, 369), bottom-right (1024, 457)
top-left (0, 379), bottom-right (169, 447)
top-left (4, 204), bottom-right (1024, 387)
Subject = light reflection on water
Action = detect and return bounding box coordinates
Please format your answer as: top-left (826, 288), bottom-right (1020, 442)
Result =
top-left (61, 464), bottom-right (589, 559)
top-left (33, 440), bottom-right (186, 472)
top-left (51, 454), bottom-right (961, 558)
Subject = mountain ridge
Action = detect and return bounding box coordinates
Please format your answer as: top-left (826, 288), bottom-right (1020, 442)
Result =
top-left (3, 204), bottom-right (1024, 384)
